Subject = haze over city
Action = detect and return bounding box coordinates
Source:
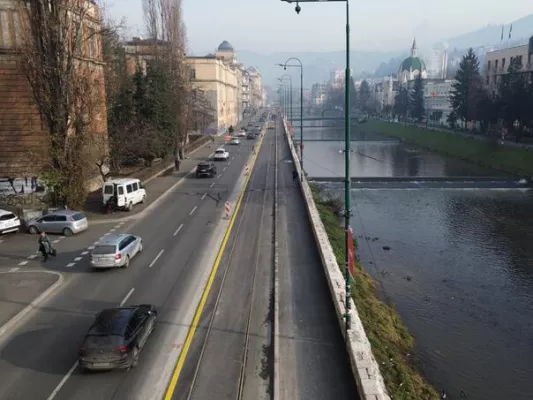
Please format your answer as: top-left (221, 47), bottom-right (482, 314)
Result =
top-left (106, 0), bottom-right (532, 53)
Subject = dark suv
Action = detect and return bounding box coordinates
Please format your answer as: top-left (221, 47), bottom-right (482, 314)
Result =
top-left (78, 305), bottom-right (158, 371)
top-left (196, 162), bottom-right (217, 178)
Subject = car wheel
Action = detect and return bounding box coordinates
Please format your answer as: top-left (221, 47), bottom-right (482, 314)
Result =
top-left (123, 255), bottom-right (130, 268)
top-left (63, 227), bottom-right (73, 237)
top-left (131, 347), bottom-right (140, 368)
top-left (127, 202), bottom-right (133, 211)
top-left (28, 225), bottom-right (39, 234)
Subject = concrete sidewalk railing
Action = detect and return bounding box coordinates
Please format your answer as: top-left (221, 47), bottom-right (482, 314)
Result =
top-left (282, 118), bottom-right (390, 400)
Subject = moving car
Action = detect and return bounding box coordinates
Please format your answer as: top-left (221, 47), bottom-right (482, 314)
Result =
top-left (27, 209), bottom-right (88, 236)
top-left (213, 148), bottom-right (229, 161)
top-left (246, 132), bottom-right (255, 140)
top-left (78, 305), bottom-right (158, 371)
top-left (90, 233), bottom-right (143, 268)
top-left (229, 137), bottom-right (240, 145)
top-left (196, 162), bottom-right (217, 178)
top-left (237, 130), bottom-right (246, 137)
top-left (0, 209), bottom-right (20, 234)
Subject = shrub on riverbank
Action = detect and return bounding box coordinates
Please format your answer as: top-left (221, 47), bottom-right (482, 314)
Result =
top-left (365, 120), bottom-right (533, 177)
top-left (310, 184), bottom-right (439, 400)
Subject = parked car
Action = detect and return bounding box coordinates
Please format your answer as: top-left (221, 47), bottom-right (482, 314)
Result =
top-left (196, 162), bottom-right (217, 178)
top-left (78, 305), bottom-right (158, 371)
top-left (0, 209), bottom-right (21, 235)
top-left (229, 137), bottom-right (240, 145)
top-left (213, 148), bottom-right (229, 161)
top-left (102, 178), bottom-right (146, 212)
top-left (27, 209), bottom-right (88, 236)
top-left (90, 233), bottom-right (143, 268)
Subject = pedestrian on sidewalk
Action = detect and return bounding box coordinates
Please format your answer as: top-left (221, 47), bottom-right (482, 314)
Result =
top-left (174, 155), bottom-right (181, 171)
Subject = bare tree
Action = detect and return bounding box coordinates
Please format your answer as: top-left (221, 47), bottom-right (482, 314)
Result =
top-left (17, 0), bottom-right (109, 208)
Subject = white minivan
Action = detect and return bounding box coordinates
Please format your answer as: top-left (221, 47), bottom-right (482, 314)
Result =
top-left (102, 178), bottom-right (146, 211)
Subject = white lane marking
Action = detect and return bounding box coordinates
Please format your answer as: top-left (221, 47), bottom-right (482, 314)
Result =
top-left (74, 257), bottom-right (82, 262)
top-left (52, 240), bottom-right (60, 244)
top-left (216, 174), bottom-right (221, 179)
top-left (189, 206), bottom-right (198, 215)
top-left (201, 193), bottom-right (207, 200)
top-left (148, 249), bottom-right (164, 268)
top-left (28, 254), bottom-right (37, 260)
top-left (120, 288), bottom-right (135, 306)
top-left (110, 228), bottom-right (116, 232)
top-left (66, 263), bottom-right (75, 268)
top-left (223, 166), bottom-right (227, 171)
top-left (47, 286), bottom-right (135, 400)
top-left (228, 160), bottom-right (231, 165)
top-left (209, 182), bottom-right (215, 188)
top-left (81, 251), bottom-right (89, 256)
top-left (93, 241), bottom-right (100, 245)
top-left (46, 361), bottom-right (79, 400)
top-left (88, 246), bottom-right (95, 250)
top-left (9, 267), bottom-right (19, 272)
top-left (18, 261), bottom-right (28, 266)
top-left (104, 232), bottom-right (110, 236)
top-left (173, 224), bottom-right (184, 237)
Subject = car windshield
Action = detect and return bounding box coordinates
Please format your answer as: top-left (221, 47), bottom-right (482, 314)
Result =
top-left (92, 245), bottom-right (116, 255)
top-left (198, 163), bottom-right (209, 168)
top-left (216, 150), bottom-right (225, 154)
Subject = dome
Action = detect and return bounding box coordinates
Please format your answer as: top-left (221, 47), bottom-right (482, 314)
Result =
top-left (217, 40), bottom-right (234, 52)
top-left (399, 56), bottom-right (426, 73)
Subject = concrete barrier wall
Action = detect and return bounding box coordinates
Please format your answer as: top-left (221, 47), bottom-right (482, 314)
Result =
top-left (281, 117), bottom-right (390, 400)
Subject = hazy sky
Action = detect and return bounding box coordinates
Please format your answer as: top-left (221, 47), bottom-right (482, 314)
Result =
top-left (105, 0), bottom-right (532, 54)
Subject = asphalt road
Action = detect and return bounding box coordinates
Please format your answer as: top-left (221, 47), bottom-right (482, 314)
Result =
top-left (171, 120), bottom-right (277, 400)
top-left (0, 130), bottom-right (259, 400)
top-left (276, 119), bottom-right (358, 399)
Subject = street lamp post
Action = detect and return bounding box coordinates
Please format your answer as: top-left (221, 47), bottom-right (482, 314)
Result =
top-left (278, 75), bottom-right (293, 123)
top-left (280, 0), bottom-right (352, 332)
top-left (278, 58), bottom-right (304, 182)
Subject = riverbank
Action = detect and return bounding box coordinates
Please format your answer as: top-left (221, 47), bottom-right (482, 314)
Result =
top-left (310, 184), bottom-right (439, 400)
top-left (364, 120), bottom-right (533, 177)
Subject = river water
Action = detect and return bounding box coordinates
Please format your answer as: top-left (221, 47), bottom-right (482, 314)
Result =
top-left (301, 122), bottom-right (533, 399)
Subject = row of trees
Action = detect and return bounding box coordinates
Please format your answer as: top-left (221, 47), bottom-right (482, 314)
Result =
top-left (324, 78), bottom-right (378, 113)
top-left (18, 0), bottom-right (215, 208)
top-left (393, 74), bottom-right (426, 122)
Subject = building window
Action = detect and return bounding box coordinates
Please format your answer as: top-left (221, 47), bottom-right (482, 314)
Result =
top-left (495, 59), bottom-right (498, 69)
top-left (487, 60), bottom-right (491, 70)
top-left (502, 58), bottom-right (506, 71)
top-left (189, 68), bottom-right (196, 80)
top-left (486, 75), bottom-right (489, 85)
top-left (516, 55), bottom-right (523, 66)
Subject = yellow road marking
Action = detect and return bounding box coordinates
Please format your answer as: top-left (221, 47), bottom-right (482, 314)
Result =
top-left (164, 131), bottom-right (267, 400)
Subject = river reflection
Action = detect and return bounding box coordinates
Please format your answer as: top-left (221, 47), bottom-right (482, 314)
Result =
top-left (306, 122), bottom-right (533, 399)
top-left (345, 188), bottom-right (533, 400)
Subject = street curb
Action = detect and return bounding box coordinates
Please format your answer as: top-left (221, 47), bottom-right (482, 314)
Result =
top-left (0, 270), bottom-right (64, 340)
top-left (282, 118), bottom-right (391, 400)
top-left (89, 139), bottom-right (221, 225)
top-left (272, 120), bottom-right (280, 400)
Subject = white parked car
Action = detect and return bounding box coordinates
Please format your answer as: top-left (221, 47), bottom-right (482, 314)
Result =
top-left (102, 178), bottom-right (146, 211)
top-left (213, 148), bottom-right (229, 161)
top-left (229, 137), bottom-right (240, 145)
top-left (0, 209), bottom-right (21, 234)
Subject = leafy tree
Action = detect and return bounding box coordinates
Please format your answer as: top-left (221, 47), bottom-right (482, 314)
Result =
top-left (350, 77), bottom-right (358, 110)
top-left (410, 74), bottom-right (425, 122)
top-left (359, 80), bottom-right (371, 113)
top-left (499, 56), bottom-right (529, 139)
top-left (450, 48), bottom-right (483, 127)
top-left (446, 111), bottom-right (458, 129)
top-left (394, 86), bottom-right (409, 121)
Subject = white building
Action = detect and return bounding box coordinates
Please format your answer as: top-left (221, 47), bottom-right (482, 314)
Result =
top-left (427, 48), bottom-right (448, 79)
top-left (424, 79), bottom-right (456, 125)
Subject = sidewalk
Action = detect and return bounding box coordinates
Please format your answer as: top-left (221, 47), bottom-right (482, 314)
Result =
top-left (0, 271), bottom-right (60, 335)
top-left (84, 136), bottom-right (226, 222)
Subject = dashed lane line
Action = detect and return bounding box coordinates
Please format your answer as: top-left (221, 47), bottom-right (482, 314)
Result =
top-left (28, 254), bottom-right (37, 260)
top-left (173, 224), bottom-right (184, 237)
top-left (201, 193), bottom-right (207, 200)
top-left (18, 261), bottom-right (28, 266)
top-left (74, 257), bottom-right (83, 262)
top-left (210, 182), bottom-right (215, 188)
top-left (189, 206), bottom-right (198, 216)
top-left (9, 267), bottom-right (19, 272)
top-left (66, 263), bottom-right (75, 268)
top-left (81, 251), bottom-right (89, 256)
top-left (148, 249), bottom-right (165, 268)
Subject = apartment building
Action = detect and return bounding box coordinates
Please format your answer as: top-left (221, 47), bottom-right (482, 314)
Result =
top-left (0, 0), bottom-right (107, 179)
top-left (485, 35), bottom-right (533, 92)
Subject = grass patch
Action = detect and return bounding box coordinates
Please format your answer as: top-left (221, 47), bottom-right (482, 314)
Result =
top-left (310, 184), bottom-right (439, 400)
top-left (365, 120), bottom-right (533, 177)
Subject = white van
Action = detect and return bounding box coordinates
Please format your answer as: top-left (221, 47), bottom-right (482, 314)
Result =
top-left (102, 178), bottom-right (146, 211)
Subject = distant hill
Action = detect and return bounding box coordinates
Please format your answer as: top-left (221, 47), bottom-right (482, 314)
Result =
top-left (234, 14), bottom-right (533, 88)
top-left (444, 14), bottom-right (533, 50)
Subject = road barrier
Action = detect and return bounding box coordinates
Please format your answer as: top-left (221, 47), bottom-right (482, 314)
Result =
top-left (224, 201), bottom-right (231, 219)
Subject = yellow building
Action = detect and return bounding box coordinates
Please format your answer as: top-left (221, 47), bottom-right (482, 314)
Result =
top-left (186, 41), bottom-right (241, 133)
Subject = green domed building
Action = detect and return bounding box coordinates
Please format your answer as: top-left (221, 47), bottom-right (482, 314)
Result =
top-left (398, 39), bottom-right (427, 84)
